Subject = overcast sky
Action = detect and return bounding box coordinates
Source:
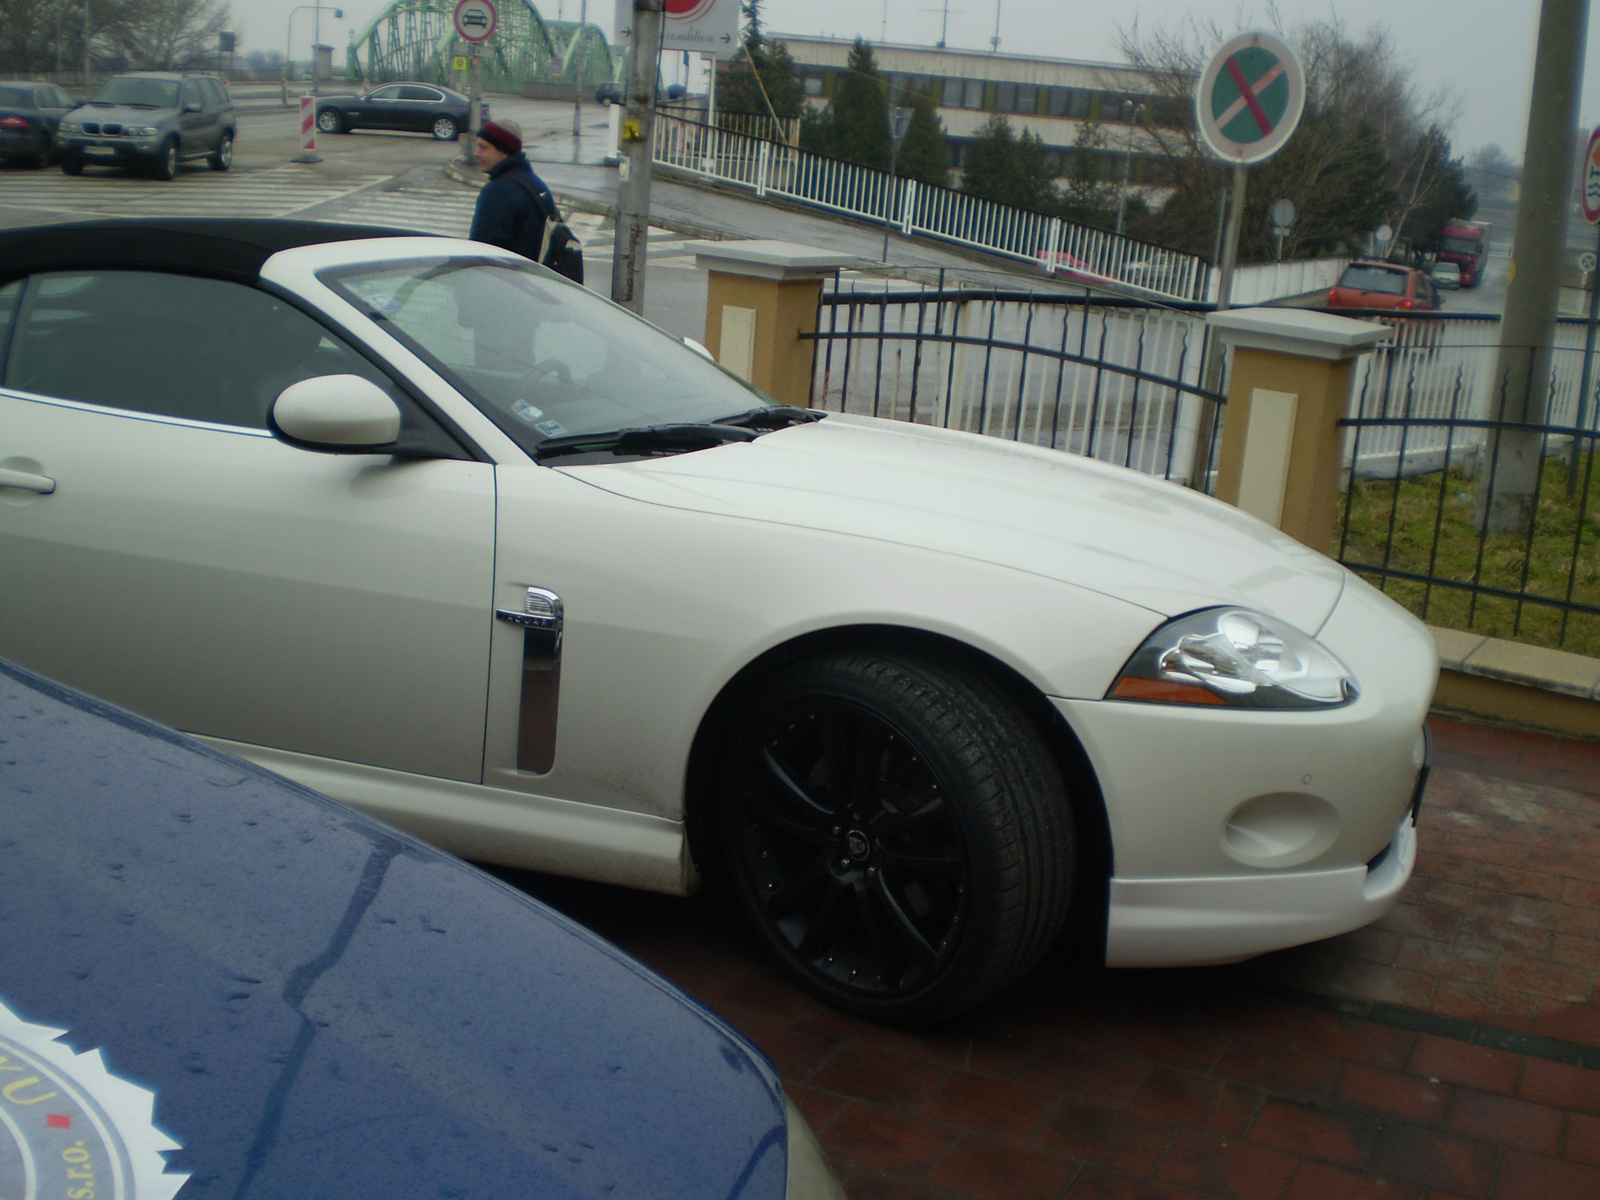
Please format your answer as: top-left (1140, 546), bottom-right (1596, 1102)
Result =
top-left (241, 0), bottom-right (1600, 158)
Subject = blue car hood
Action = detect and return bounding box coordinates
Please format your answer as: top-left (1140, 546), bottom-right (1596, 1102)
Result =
top-left (0, 661), bottom-right (787, 1200)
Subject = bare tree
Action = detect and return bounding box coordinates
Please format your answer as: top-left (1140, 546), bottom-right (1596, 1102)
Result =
top-left (1118, 13), bottom-right (1469, 262)
top-left (105, 0), bottom-right (231, 71)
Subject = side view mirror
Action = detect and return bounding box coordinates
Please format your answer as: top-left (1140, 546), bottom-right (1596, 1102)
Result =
top-left (184, 100), bottom-right (203, 113)
top-left (271, 375), bottom-right (401, 451)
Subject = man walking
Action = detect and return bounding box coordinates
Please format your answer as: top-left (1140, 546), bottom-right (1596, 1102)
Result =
top-left (469, 119), bottom-right (552, 261)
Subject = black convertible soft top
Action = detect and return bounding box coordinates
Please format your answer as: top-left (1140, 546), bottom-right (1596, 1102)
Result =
top-left (0, 218), bottom-right (433, 286)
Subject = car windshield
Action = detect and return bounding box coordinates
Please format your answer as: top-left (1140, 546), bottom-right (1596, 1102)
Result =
top-left (1338, 265), bottom-right (1408, 295)
top-left (91, 77), bottom-right (180, 108)
top-left (325, 256), bottom-right (773, 451)
top-left (1438, 235), bottom-right (1481, 255)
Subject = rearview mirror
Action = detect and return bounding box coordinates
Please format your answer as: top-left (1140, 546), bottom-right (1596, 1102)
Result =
top-left (271, 375), bottom-right (401, 451)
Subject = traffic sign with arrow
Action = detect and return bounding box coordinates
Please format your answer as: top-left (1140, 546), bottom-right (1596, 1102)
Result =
top-left (614, 0), bottom-right (740, 58)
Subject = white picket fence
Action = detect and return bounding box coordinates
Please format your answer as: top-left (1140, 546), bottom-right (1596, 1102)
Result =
top-left (651, 112), bottom-right (1215, 304)
top-left (1222, 257), bottom-right (1349, 306)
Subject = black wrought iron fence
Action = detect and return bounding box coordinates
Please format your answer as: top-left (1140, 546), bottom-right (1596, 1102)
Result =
top-left (806, 281), bottom-right (1227, 486)
top-left (1336, 317), bottom-right (1600, 655)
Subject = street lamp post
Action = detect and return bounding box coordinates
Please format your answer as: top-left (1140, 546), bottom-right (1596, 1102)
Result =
top-left (881, 105), bottom-right (912, 263)
top-left (1115, 100), bottom-right (1144, 236)
top-left (283, 5), bottom-right (343, 107)
top-left (572, 0), bottom-right (588, 138)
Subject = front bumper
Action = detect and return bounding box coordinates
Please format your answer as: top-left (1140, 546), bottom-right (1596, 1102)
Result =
top-left (1104, 812), bottom-right (1416, 966)
top-left (60, 137), bottom-right (163, 164)
top-left (1055, 572), bottom-right (1438, 968)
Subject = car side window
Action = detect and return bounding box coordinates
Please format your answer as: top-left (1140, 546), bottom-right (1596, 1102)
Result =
top-left (368, 85), bottom-right (403, 101)
top-left (399, 86), bottom-right (437, 102)
top-left (199, 78), bottom-right (226, 108)
top-left (0, 279), bottom-right (21, 352)
top-left (49, 87), bottom-right (73, 109)
top-left (2, 271), bottom-right (405, 431)
top-left (180, 80), bottom-right (200, 110)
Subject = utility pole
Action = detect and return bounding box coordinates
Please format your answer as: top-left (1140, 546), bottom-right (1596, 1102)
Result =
top-left (82, 0), bottom-right (90, 88)
top-left (612, 0), bottom-right (665, 314)
top-left (572, 0), bottom-right (587, 139)
top-left (1115, 101), bottom-right (1144, 236)
top-left (990, 0), bottom-right (1001, 52)
top-left (1478, 0), bottom-right (1589, 535)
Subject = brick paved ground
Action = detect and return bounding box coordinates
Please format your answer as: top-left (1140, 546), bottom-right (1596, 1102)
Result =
top-left (497, 717), bottom-right (1600, 1200)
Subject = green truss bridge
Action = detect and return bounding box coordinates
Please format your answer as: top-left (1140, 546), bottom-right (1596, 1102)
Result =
top-left (347, 1), bottom-right (619, 93)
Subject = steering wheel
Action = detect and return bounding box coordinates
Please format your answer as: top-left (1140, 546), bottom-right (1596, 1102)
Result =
top-left (517, 359), bottom-right (572, 395)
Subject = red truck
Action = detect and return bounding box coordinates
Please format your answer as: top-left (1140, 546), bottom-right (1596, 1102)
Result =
top-left (1434, 221), bottom-right (1491, 288)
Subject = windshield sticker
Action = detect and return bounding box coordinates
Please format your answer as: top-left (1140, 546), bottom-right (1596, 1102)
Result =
top-left (0, 995), bottom-right (186, 1200)
top-left (534, 419), bottom-right (567, 437)
top-left (364, 293), bottom-right (403, 314)
top-left (510, 399), bottom-right (544, 425)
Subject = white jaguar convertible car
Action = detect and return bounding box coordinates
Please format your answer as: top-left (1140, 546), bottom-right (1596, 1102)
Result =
top-left (0, 220), bottom-right (1437, 1025)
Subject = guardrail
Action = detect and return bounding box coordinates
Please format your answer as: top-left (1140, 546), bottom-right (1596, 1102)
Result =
top-left (652, 111), bottom-right (1215, 304)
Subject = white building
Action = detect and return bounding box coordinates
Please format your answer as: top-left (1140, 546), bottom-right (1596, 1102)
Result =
top-left (769, 34), bottom-right (1181, 186)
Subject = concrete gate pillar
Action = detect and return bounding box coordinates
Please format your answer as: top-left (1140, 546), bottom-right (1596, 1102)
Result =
top-left (691, 241), bottom-right (855, 408)
top-left (1206, 308), bottom-right (1391, 554)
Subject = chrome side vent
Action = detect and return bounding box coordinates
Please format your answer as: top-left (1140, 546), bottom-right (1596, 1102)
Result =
top-left (496, 588), bottom-right (563, 774)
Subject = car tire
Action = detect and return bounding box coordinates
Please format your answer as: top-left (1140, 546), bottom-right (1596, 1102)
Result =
top-left (61, 158), bottom-right (83, 175)
top-left (209, 130), bottom-right (233, 171)
top-left (153, 137), bottom-right (178, 181)
top-left (317, 108), bottom-right (343, 135)
top-left (719, 648), bottom-right (1075, 1026)
top-left (432, 115), bottom-right (458, 141)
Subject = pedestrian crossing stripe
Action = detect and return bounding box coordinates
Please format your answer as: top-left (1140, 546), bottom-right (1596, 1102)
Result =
top-left (0, 166), bottom-right (392, 219)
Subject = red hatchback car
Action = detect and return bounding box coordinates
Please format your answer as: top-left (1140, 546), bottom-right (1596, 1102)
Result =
top-left (1327, 260), bottom-right (1441, 312)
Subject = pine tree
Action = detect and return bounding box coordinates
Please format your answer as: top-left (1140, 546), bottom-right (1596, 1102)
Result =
top-left (894, 90), bottom-right (949, 188)
top-left (718, 0), bottom-right (806, 131)
top-left (961, 115), bottom-right (1058, 212)
top-left (814, 38), bottom-right (891, 170)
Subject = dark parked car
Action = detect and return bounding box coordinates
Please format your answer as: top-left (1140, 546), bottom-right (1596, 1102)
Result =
top-left (595, 80), bottom-right (625, 105)
top-left (0, 81), bottom-right (77, 166)
top-left (58, 71), bottom-right (234, 179)
top-left (0, 656), bottom-right (844, 1200)
top-left (316, 82), bottom-right (478, 140)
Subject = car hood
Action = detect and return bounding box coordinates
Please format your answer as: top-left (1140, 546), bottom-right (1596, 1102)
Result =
top-left (0, 660), bottom-right (789, 1200)
top-left (564, 412), bottom-right (1347, 631)
top-left (71, 102), bottom-right (174, 123)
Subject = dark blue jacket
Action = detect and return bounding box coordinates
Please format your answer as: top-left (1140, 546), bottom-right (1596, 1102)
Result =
top-left (469, 152), bottom-right (550, 261)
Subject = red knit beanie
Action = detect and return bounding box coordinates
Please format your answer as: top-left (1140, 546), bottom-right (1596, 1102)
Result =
top-left (478, 118), bottom-right (522, 155)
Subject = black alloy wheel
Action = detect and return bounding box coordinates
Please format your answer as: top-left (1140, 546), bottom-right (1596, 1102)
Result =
top-left (721, 649), bottom-right (1075, 1026)
top-left (431, 114), bottom-right (458, 141)
top-left (153, 137), bottom-right (178, 181)
top-left (317, 108), bottom-right (343, 134)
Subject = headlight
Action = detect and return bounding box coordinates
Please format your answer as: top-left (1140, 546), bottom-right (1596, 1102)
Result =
top-left (60, 121), bottom-right (79, 133)
top-left (1108, 607), bottom-right (1358, 709)
top-left (784, 1096), bottom-right (845, 1200)
top-left (127, 125), bottom-right (158, 137)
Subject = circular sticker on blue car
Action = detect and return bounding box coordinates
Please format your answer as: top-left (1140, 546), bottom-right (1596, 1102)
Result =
top-left (0, 996), bottom-right (186, 1199)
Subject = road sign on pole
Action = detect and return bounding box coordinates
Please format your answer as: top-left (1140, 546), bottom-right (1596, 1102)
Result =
top-left (1582, 127), bottom-right (1600, 224)
top-left (1195, 30), bottom-right (1305, 166)
top-left (614, 0), bottom-right (739, 58)
top-left (454, 0), bottom-right (497, 43)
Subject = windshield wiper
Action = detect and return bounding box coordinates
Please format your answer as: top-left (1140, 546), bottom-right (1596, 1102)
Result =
top-left (715, 406), bottom-right (827, 430)
top-left (533, 422), bottom-right (758, 462)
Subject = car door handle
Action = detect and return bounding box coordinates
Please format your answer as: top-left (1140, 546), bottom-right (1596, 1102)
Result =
top-left (0, 467), bottom-right (56, 494)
